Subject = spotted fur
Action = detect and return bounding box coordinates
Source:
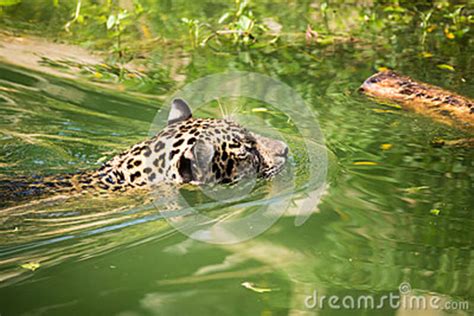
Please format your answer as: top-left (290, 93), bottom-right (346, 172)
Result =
top-left (1, 99), bottom-right (288, 204)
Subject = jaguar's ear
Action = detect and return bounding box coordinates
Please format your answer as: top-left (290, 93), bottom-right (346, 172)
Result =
top-left (168, 98), bottom-right (192, 125)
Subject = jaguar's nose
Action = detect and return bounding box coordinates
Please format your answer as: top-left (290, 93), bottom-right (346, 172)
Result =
top-left (251, 133), bottom-right (289, 160)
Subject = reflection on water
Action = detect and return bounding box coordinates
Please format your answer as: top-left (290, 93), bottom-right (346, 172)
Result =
top-left (0, 37), bottom-right (473, 315)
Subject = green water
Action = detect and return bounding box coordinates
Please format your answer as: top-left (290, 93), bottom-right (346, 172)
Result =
top-left (1, 5), bottom-right (474, 316)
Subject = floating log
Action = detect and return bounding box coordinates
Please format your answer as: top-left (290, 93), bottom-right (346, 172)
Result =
top-left (360, 70), bottom-right (474, 133)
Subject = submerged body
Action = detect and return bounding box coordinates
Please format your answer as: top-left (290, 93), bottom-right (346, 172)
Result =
top-left (360, 70), bottom-right (474, 132)
top-left (1, 99), bottom-right (288, 207)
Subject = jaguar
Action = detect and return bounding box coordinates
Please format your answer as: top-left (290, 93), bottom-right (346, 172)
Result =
top-left (1, 99), bottom-right (288, 205)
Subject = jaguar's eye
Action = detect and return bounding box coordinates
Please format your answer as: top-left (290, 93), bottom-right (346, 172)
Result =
top-left (235, 147), bottom-right (248, 159)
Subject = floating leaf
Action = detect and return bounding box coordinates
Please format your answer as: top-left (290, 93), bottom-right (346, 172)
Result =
top-left (380, 143), bottom-right (393, 150)
top-left (420, 52), bottom-right (433, 58)
top-left (437, 64), bottom-right (455, 71)
top-left (21, 262), bottom-right (40, 271)
top-left (241, 282), bottom-right (273, 293)
top-left (372, 109), bottom-right (398, 114)
top-left (353, 161), bottom-right (379, 166)
top-left (430, 208), bottom-right (441, 216)
top-left (401, 186), bottom-right (430, 194)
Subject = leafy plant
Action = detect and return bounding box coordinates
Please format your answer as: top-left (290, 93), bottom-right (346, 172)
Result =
top-left (214, 0), bottom-right (265, 45)
top-left (181, 17), bottom-right (210, 48)
top-left (106, 10), bottom-right (129, 60)
top-left (419, 9), bottom-right (434, 46)
top-left (442, 5), bottom-right (471, 40)
top-left (180, 0), bottom-right (278, 49)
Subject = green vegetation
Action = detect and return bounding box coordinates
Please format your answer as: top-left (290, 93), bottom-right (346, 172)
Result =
top-left (1, 0), bottom-right (472, 55)
top-left (0, 0), bottom-right (472, 94)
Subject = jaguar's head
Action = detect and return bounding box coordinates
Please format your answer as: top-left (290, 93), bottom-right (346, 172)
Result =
top-left (160, 98), bottom-right (288, 185)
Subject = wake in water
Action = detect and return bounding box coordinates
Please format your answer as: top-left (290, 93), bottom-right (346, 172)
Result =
top-left (0, 185), bottom-right (179, 285)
